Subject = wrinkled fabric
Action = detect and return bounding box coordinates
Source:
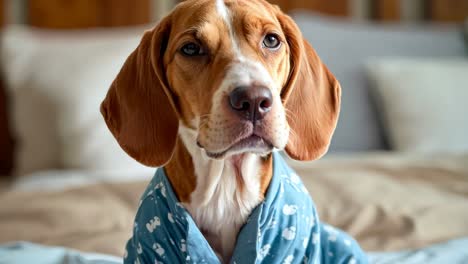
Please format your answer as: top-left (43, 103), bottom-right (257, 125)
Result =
top-left (124, 152), bottom-right (368, 263)
top-left (0, 242), bottom-right (121, 264)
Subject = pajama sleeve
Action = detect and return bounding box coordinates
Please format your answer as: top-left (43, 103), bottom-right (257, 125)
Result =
top-left (319, 224), bottom-right (369, 264)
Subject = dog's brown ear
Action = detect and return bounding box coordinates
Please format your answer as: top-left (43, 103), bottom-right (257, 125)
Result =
top-left (278, 14), bottom-right (341, 161)
top-left (100, 16), bottom-right (178, 167)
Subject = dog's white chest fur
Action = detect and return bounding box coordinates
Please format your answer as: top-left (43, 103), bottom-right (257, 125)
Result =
top-left (179, 125), bottom-right (263, 261)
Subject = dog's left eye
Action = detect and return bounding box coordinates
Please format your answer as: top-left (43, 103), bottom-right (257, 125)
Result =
top-left (180, 42), bottom-right (205, 56)
top-left (263, 34), bottom-right (281, 50)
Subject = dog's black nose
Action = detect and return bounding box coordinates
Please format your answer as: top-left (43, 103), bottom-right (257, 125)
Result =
top-left (229, 86), bottom-right (272, 121)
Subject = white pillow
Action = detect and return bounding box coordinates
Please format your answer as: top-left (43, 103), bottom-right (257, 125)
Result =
top-left (367, 58), bottom-right (468, 153)
top-left (1, 25), bottom-right (155, 176)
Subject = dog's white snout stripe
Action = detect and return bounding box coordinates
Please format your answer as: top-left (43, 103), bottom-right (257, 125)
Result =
top-left (216, 0), bottom-right (243, 60)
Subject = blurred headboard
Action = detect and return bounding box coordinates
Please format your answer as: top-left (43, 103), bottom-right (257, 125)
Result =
top-left (268, 0), bottom-right (350, 16)
top-left (373, 0), bottom-right (468, 22)
top-left (269, 0), bottom-right (468, 22)
top-left (0, 0), bottom-right (467, 175)
top-left (27, 0), bottom-right (151, 28)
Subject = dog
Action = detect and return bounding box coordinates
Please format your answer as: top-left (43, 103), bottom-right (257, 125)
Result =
top-left (101, 0), bottom-right (367, 263)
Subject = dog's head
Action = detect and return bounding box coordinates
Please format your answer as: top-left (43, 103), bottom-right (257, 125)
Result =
top-left (101, 0), bottom-right (341, 166)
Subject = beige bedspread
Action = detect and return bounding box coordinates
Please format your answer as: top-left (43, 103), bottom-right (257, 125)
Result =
top-left (0, 152), bottom-right (467, 256)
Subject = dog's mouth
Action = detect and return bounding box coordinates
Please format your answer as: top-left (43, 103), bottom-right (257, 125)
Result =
top-left (199, 134), bottom-right (274, 159)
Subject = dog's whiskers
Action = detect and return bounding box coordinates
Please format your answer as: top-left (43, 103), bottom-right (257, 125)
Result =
top-left (285, 110), bottom-right (299, 128)
top-left (199, 114), bottom-right (212, 120)
top-left (288, 126), bottom-right (299, 140)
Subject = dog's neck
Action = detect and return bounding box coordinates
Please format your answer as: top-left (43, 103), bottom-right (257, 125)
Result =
top-left (164, 124), bottom-right (273, 261)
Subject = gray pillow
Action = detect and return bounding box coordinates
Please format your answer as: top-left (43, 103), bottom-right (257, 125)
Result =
top-left (291, 12), bottom-right (466, 152)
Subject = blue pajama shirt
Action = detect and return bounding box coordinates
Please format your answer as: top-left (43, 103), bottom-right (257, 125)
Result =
top-left (124, 152), bottom-right (368, 264)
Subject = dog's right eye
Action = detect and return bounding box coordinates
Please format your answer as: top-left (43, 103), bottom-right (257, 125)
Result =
top-left (180, 42), bottom-right (205, 56)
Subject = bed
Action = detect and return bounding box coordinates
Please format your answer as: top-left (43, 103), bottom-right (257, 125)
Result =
top-left (0, 1), bottom-right (467, 263)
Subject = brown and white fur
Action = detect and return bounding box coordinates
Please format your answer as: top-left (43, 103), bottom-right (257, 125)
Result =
top-left (100, 0), bottom-right (341, 262)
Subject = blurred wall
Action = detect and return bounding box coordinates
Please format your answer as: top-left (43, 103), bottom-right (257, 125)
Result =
top-left (6, 0), bottom-right (428, 25)
top-left (6, 0), bottom-right (177, 24)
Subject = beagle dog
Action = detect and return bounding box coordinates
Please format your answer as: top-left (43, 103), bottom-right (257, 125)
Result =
top-left (101, 0), bottom-right (367, 263)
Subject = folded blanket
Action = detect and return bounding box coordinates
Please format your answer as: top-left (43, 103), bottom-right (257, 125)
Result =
top-left (0, 242), bottom-right (120, 264)
top-left (368, 237), bottom-right (468, 264)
